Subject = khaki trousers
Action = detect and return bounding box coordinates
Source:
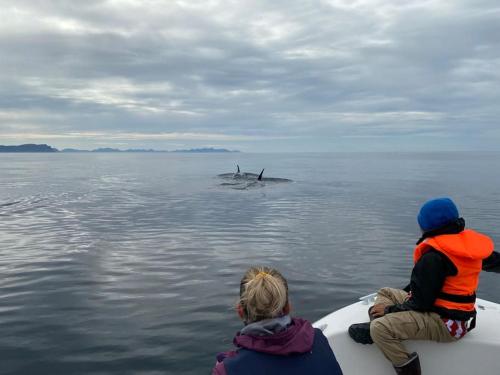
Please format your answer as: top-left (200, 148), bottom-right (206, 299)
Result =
top-left (370, 288), bottom-right (457, 366)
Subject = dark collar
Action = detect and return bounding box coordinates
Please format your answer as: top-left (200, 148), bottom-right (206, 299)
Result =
top-left (416, 217), bottom-right (465, 245)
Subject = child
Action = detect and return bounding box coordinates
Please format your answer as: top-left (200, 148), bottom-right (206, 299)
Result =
top-left (212, 266), bottom-right (343, 375)
top-left (349, 197), bottom-right (499, 375)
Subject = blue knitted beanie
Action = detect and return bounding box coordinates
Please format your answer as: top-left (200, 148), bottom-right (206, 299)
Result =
top-left (417, 198), bottom-right (459, 232)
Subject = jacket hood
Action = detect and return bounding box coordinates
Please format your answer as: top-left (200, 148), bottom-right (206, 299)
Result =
top-left (233, 317), bottom-right (315, 356)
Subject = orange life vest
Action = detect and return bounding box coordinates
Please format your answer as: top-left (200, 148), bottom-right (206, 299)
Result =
top-left (414, 229), bottom-right (494, 312)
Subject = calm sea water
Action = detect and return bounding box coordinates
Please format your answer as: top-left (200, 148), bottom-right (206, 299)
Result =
top-left (1, 152), bottom-right (499, 375)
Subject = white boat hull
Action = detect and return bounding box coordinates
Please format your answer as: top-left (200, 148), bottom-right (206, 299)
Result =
top-left (314, 294), bottom-right (500, 374)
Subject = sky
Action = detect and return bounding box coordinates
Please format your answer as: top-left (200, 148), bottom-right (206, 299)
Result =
top-left (0, 0), bottom-right (499, 152)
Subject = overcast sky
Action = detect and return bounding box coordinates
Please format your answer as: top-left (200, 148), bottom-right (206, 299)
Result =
top-left (0, 0), bottom-right (499, 152)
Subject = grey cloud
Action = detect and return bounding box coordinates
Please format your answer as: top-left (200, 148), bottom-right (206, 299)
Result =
top-left (0, 0), bottom-right (499, 151)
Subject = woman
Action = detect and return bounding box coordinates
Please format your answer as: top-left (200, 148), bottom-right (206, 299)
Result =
top-left (212, 266), bottom-right (343, 375)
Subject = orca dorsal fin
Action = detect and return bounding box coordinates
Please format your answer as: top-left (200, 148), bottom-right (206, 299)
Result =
top-left (258, 169), bottom-right (264, 181)
top-left (237, 165), bottom-right (240, 173)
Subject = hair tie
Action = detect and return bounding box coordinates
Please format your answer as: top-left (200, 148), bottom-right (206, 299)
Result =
top-left (255, 271), bottom-right (270, 279)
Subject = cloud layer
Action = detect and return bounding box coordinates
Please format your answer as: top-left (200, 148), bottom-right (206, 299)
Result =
top-left (1, 0), bottom-right (499, 151)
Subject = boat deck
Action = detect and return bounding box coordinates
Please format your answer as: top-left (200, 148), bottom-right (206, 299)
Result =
top-left (314, 294), bottom-right (500, 374)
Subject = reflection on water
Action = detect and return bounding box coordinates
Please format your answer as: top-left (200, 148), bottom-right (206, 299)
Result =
top-left (0, 152), bottom-right (499, 374)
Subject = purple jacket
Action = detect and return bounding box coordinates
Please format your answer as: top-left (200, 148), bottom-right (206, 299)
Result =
top-left (212, 317), bottom-right (328, 375)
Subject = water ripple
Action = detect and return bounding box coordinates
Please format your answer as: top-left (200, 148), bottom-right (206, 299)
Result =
top-left (1, 153), bottom-right (500, 374)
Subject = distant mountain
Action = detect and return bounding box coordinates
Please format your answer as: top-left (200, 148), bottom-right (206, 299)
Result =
top-left (92, 148), bottom-right (122, 152)
top-left (67, 147), bottom-right (238, 153)
top-left (0, 144), bottom-right (58, 152)
top-left (62, 148), bottom-right (166, 153)
top-left (1, 144), bottom-right (240, 153)
top-left (173, 148), bottom-right (239, 153)
top-left (124, 149), bottom-right (162, 153)
top-left (61, 148), bottom-right (90, 153)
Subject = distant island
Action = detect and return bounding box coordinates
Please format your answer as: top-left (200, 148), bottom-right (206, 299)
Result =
top-left (62, 147), bottom-right (238, 153)
top-left (0, 144), bottom-right (240, 153)
top-left (0, 144), bottom-right (58, 153)
top-left (172, 148), bottom-right (239, 153)
top-left (61, 148), bottom-right (159, 153)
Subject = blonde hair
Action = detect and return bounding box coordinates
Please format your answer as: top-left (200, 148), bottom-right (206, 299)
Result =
top-left (239, 266), bottom-right (289, 323)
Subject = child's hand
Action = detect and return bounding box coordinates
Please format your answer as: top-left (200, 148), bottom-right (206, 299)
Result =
top-left (370, 304), bottom-right (386, 318)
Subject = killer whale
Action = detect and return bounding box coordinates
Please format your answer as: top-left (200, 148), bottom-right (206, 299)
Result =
top-left (217, 165), bottom-right (241, 178)
top-left (218, 166), bottom-right (291, 189)
top-left (258, 169), bottom-right (264, 181)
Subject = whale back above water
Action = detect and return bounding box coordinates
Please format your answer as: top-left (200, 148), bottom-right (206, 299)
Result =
top-left (217, 165), bottom-right (292, 189)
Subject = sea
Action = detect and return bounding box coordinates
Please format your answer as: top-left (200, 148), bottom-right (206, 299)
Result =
top-left (1, 152), bottom-right (499, 375)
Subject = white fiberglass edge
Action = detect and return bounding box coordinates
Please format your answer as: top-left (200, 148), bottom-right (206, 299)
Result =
top-left (314, 297), bottom-right (500, 375)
